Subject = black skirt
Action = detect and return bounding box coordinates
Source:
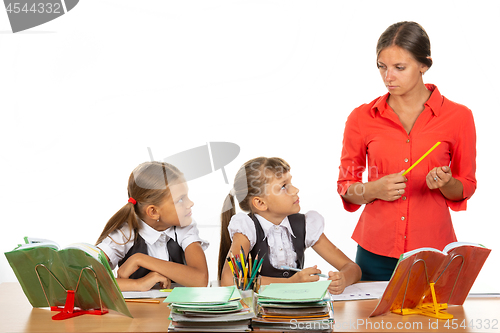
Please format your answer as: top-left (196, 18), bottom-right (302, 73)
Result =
top-left (355, 245), bottom-right (399, 281)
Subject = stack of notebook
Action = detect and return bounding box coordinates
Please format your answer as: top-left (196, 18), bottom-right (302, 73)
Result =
top-left (252, 280), bottom-right (334, 332)
top-left (165, 286), bottom-right (255, 332)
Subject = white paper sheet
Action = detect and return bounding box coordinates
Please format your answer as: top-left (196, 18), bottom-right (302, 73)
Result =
top-left (330, 281), bottom-right (389, 301)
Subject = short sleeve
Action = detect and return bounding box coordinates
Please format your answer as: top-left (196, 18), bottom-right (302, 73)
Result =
top-left (227, 213), bottom-right (257, 250)
top-left (304, 210), bottom-right (325, 248)
top-left (96, 226), bottom-right (135, 270)
top-left (175, 221), bottom-right (209, 251)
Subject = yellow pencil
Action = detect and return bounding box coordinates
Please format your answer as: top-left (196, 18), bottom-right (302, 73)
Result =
top-left (229, 251), bottom-right (239, 278)
top-left (227, 257), bottom-right (236, 277)
top-left (125, 299), bottom-right (161, 304)
top-left (240, 251), bottom-right (247, 279)
top-left (402, 142), bottom-right (441, 176)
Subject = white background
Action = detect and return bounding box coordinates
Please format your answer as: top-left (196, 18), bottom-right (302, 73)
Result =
top-left (1, 1), bottom-right (498, 293)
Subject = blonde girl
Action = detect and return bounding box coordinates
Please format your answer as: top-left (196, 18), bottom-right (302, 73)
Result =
top-left (97, 161), bottom-right (209, 291)
top-left (218, 157), bottom-right (360, 294)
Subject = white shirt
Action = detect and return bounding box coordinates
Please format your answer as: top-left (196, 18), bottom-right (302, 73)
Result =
top-left (97, 220), bottom-right (209, 270)
top-left (227, 211), bottom-right (324, 269)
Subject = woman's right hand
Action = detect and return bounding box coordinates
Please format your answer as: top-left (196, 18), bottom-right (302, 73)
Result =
top-left (370, 171), bottom-right (407, 202)
top-left (135, 272), bottom-right (171, 292)
top-left (290, 265), bottom-right (321, 283)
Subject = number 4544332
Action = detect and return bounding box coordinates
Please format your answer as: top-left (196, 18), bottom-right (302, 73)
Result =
top-left (6, 2), bottom-right (62, 14)
top-left (444, 319), bottom-right (498, 330)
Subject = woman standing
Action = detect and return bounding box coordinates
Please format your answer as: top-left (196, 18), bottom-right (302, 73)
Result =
top-left (337, 21), bottom-right (476, 281)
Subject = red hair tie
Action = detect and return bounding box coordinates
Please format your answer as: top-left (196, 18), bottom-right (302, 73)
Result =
top-left (128, 197), bottom-right (137, 205)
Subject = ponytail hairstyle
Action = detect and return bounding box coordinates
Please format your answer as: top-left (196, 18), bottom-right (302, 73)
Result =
top-left (217, 157), bottom-right (290, 279)
top-left (376, 21), bottom-right (433, 69)
top-left (96, 161), bottom-right (183, 245)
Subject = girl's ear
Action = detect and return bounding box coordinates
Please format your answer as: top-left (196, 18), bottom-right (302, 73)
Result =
top-left (144, 205), bottom-right (160, 220)
top-left (251, 196), bottom-right (267, 212)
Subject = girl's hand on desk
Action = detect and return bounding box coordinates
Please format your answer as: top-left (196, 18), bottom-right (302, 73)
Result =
top-left (117, 253), bottom-right (145, 278)
top-left (290, 265), bottom-right (321, 283)
top-left (135, 272), bottom-right (171, 292)
top-left (327, 271), bottom-right (346, 295)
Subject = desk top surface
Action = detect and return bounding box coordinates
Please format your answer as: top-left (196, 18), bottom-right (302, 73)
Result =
top-left (1, 282), bottom-right (499, 333)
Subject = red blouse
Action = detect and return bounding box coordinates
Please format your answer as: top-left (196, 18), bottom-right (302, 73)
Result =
top-left (337, 84), bottom-right (477, 258)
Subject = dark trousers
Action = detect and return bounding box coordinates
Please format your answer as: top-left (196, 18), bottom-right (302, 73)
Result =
top-left (355, 245), bottom-right (398, 281)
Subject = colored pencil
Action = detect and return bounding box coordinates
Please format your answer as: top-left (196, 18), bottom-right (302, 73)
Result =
top-left (280, 265), bottom-right (329, 278)
top-left (248, 253), bottom-right (253, 281)
top-left (227, 257), bottom-right (237, 277)
top-left (125, 299), bottom-right (161, 304)
top-left (402, 142), bottom-right (441, 176)
top-left (230, 251), bottom-right (240, 278)
top-left (252, 250), bottom-right (260, 274)
top-left (234, 255), bottom-right (244, 276)
top-left (255, 256), bottom-right (265, 275)
top-left (239, 250), bottom-right (247, 279)
top-left (245, 256), bottom-right (262, 291)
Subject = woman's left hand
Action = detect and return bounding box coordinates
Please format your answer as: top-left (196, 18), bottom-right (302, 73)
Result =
top-left (327, 271), bottom-right (346, 295)
top-left (426, 166), bottom-right (453, 190)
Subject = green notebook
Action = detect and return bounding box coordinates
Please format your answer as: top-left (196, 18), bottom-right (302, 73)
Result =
top-left (4, 237), bottom-right (132, 318)
top-left (164, 286), bottom-right (240, 304)
top-left (258, 280), bottom-right (331, 302)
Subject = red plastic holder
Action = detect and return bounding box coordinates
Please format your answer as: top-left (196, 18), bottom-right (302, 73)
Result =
top-left (34, 264), bottom-right (109, 321)
top-left (50, 289), bottom-right (108, 320)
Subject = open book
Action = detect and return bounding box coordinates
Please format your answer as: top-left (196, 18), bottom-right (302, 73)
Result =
top-left (370, 242), bottom-right (490, 317)
top-left (4, 237), bottom-right (131, 318)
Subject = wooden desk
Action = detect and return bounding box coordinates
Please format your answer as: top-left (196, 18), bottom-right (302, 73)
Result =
top-left (1, 283), bottom-right (499, 332)
top-left (1, 283), bottom-right (170, 332)
top-left (330, 296), bottom-right (500, 332)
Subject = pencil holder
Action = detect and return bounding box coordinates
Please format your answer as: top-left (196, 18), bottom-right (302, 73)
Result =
top-left (233, 275), bottom-right (261, 293)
